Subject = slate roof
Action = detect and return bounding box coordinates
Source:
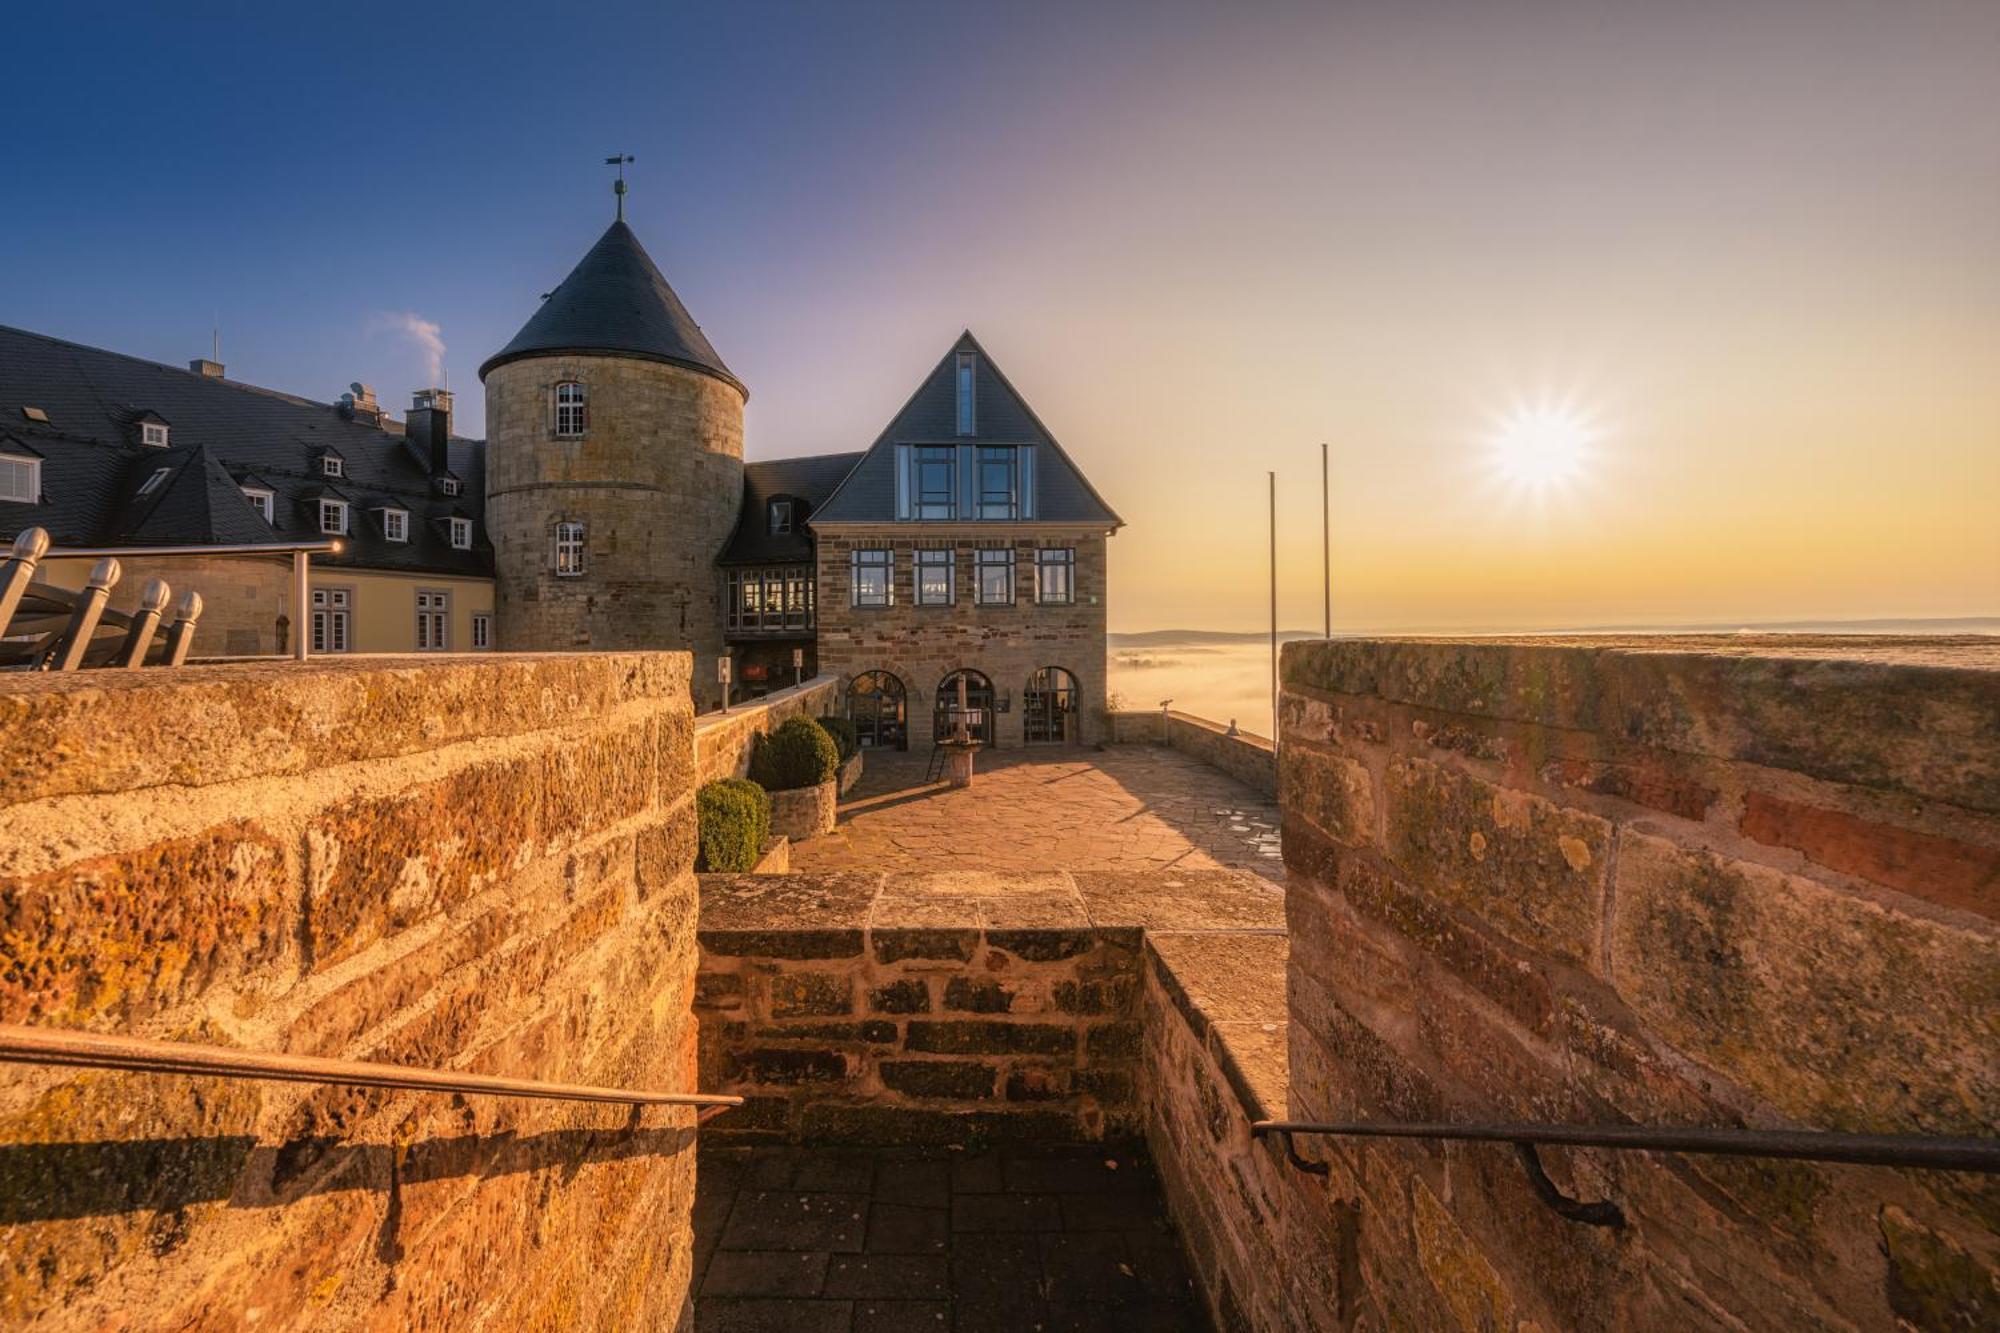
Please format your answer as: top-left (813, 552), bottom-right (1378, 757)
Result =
top-left (812, 331), bottom-right (1122, 528)
top-left (0, 324), bottom-right (491, 578)
top-left (479, 220), bottom-right (745, 397)
top-left (718, 451), bottom-right (867, 566)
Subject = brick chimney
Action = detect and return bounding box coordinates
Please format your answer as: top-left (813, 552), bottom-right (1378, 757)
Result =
top-left (188, 358), bottom-right (225, 379)
top-left (339, 383), bottom-right (381, 426)
top-left (406, 388), bottom-right (453, 478)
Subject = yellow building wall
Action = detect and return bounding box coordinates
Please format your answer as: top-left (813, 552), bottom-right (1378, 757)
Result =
top-left (313, 569), bottom-right (495, 654)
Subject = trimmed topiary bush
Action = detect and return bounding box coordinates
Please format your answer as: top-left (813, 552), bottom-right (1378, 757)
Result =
top-left (696, 778), bottom-right (771, 872)
top-left (749, 715), bottom-right (841, 792)
top-left (818, 715), bottom-right (860, 763)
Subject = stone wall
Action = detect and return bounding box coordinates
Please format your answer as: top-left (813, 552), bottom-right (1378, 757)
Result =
top-left (814, 526), bottom-right (1109, 749)
top-left (691, 674), bottom-right (841, 785)
top-left (1109, 708), bottom-right (1277, 796)
top-left (38, 551), bottom-right (292, 657)
top-left (485, 355), bottom-right (745, 709)
top-left (1275, 636), bottom-right (2000, 1330)
top-left (0, 652), bottom-right (708, 1329)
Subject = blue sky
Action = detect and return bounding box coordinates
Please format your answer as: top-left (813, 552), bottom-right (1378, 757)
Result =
top-left (9, 1), bottom-right (1997, 630)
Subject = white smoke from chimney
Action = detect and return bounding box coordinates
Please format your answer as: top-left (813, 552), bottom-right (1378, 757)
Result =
top-left (372, 311), bottom-right (447, 384)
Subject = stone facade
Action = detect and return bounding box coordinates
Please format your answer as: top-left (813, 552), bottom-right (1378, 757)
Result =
top-left (485, 355), bottom-right (744, 709)
top-left (1273, 636), bottom-right (2000, 1330)
top-left (814, 527), bottom-right (1109, 750)
top-left (0, 652), bottom-right (709, 1329)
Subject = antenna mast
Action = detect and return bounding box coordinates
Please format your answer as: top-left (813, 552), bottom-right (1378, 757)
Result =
top-left (605, 154), bottom-right (635, 221)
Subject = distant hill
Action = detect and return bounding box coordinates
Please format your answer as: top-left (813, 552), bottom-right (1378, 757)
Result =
top-left (1112, 616), bottom-right (2000, 645)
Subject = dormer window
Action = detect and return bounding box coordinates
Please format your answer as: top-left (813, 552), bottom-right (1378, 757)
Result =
top-left (0, 451), bottom-right (41, 504)
top-left (320, 498), bottom-right (349, 535)
top-left (449, 517), bottom-right (473, 550)
top-left (554, 381), bottom-right (587, 437)
top-left (320, 453), bottom-right (344, 478)
top-left (955, 352), bottom-right (976, 436)
top-left (141, 422), bottom-right (169, 448)
top-left (242, 487), bottom-right (274, 523)
top-left (135, 466), bottom-right (173, 498)
top-left (768, 499), bottom-right (793, 534)
top-left (382, 508), bottom-right (409, 542)
top-left (436, 476), bottom-right (462, 497)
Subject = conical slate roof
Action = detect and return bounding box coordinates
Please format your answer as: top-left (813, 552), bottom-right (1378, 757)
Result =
top-left (479, 220), bottom-right (744, 397)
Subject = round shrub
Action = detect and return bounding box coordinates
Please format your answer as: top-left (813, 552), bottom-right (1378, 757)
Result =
top-left (748, 715), bottom-right (841, 791)
top-left (817, 714), bottom-right (859, 764)
top-left (696, 778), bottom-right (771, 872)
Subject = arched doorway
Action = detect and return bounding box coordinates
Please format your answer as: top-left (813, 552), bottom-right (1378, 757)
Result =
top-left (934, 669), bottom-right (995, 745)
top-left (1024, 667), bottom-right (1079, 744)
top-left (848, 670), bottom-right (908, 751)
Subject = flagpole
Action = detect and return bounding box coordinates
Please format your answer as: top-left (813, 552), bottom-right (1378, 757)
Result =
top-left (1321, 441), bottom-right (1330, 639)
top-left (1269, 470), bottom-right (1278, 747)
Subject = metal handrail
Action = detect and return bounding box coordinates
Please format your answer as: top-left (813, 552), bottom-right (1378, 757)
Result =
top-left (45, 540), bottom-right (345, 558)
top-left (0, 1023), bottom-right (742, 1112)
top-left (1252, 1119), bottom-right (2000, 1229)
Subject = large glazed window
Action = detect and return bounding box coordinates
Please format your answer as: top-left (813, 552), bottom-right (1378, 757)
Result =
top-left (852, 548), bottom-right (893, 607)
top-left (1035, 548), bottom-right (1075, 604)
top-left (915, 548), bottom-right (955, 606)
top-left (554, 381), bottom-right (588, 437)
top-left (977, 447), bottom-right (1018, 519)
top-left (956, 351), bottom-right (976, 435)
top-left (914, 447), bottom-right (957, 519)
top-left (974, 547), bottom-right (1015, 605)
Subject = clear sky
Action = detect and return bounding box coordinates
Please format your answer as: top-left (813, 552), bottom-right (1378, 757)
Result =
top-left (8, 1), bottom-right (1996, 632)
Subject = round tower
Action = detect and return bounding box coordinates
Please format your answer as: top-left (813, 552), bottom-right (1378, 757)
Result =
top-left (480, 218), bottom-right (745, 707)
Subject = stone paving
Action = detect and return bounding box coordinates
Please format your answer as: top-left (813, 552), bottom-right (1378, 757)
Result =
top-left (791, 746), bottom-right (1282, 880)
top-left (693, 1141), bottom-right (1212, 1332)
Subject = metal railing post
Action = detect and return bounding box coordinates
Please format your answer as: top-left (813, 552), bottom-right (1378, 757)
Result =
top-left (292, 551), bottom-right (310, 662)
top-left (48, 557), bottom-right (120, 671)
top-left (113, 578), bottom-right (171, 667)
top-left (0, 527), bottom-right (49, 633)
top-left (162, 591), bottom-right (204, 667)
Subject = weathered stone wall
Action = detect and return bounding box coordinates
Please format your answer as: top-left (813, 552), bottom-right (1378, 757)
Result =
top-left (485, 355), bottom-right (744, 710)
top-left (814, 526), bottom-right (1109, 749)
top-left (0, 652), bottom-right (708, 1329)
top-left (1109, 708), bottom-right (1277, 796)
top-left (1276, 636), bottom-right (2000, 1330)
top-left (691, 674), bottom-right (841, 786)
top-left (38, 551), bottom-right (292, 657)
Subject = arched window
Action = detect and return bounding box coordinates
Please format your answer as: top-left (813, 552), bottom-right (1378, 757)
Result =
top-left (847, 670), bottom-right (908, 752)
top-left (554, 381), bottom-right (588, 437)
top-left (1024, 667), bottom-right (1079, 744)
top-left (934, 669), bottom-right (996, 746)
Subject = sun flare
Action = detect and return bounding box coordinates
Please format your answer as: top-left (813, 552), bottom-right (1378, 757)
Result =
top-left (1486, 403), bottom-right (1597, 494)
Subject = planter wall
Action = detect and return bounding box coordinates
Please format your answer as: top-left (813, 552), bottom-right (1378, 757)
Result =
top-left (767, 779), bottom-right (837, 842)
top-left (752, 835), bottom-right (791, 873)
top-left (838, 751), bottom-right (864, 797)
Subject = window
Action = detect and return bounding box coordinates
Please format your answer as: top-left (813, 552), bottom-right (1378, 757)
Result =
top-left (977, 447), bottom-right (1018, 520)
top-left (21, 407), bottom-right (49, 424)
top-left (141, 422), bottom-right (169, 448)
top-left (554, 521), bottom-right (586, 576)
top-left (1035, 548), bottom-right (1075, 604)
top-left (851, 548), bottom-right (893, 607)
top-left (768, 499), bottom-right (793, 534)
top-left (135, 466), bottom-right (173, 498)
top-left (319, 499), bottom-right (349, 535)
top-left (0, 453), bottom-right (41, 504)
top-left (242, 487), bottom-right (274, 523)
top-left (555, 381), bottom-right (587, 437)
top-left (471, 613), bottom-right (491, 649)
top-left (975, 547), bottom-right (1015, 605)
top-left (915, 548), bottom-right (955, 606)
top-left (311, 587), bottom-right (352, 654)
top-left (956, 351), bottom-right (976, 436)
top-left (382, 509), bottom-right (409, 542)
top-left (320, 454), bottom-right (344, 478)
top-left (437, 476), bottom-right (462, 497)
top-left (416, 589), bottom-right (450, 650)
top-left (914, 446), bottom-right (956, 519)
top-left (449, 517), bottom-right (473, 550)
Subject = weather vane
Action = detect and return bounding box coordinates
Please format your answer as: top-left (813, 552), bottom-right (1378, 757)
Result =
top-left (605, 154), bottom-right (635, 221)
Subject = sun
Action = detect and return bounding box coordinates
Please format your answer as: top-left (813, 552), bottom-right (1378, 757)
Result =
top-left (1486, 403), bottom-right (1596, 493)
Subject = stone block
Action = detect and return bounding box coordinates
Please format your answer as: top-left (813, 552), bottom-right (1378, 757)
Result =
top-left (904, 1021), bottom-right (1076, 1057)
top-left (944, 976), bottom-right (1015, 1013)
top-left (1879, 1204), bottom-right (2000, 1330)
top-left (1383, 756), bottom-right (1608, 967)
top-left (1740, 791), bottom-right (1998, 918)
top-left (870, 979), bottom-right (931, 1014)
top-left (701, 929), bottom-right (865, 960)
top-left (1005, 1067), bottom-right (1070, 1101)
top-left (768, 779), bottom-right (838, 843)
top-left (634, 800), bottom-right (698, 901)
top-left (1086, 1022), bottom-right (1141, 1060)
top-left (725, 1047), bottom-right (849, 1086)
top-left (881, 1060), bottom-right (999, 1100)
top-left (984, 929), bottom-right (1094, 962)
top-left (1608, 831), bottom-right (1999, 1133)
top-left (768, 972), bottom-right (854, 1019)
top-left (873, 928), bottom-right (978, 962)
top-left (542, 720), bottom-right (656, 848)
top-left (1280, 744), bottom-right (1376, 848)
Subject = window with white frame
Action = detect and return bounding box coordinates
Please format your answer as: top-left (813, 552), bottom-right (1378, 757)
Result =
top-left (382, 508), bottom-right (409, 542)
top-left (311, 587), bottom-right (352, 653)
top-left (135, 466), bottom-right (173, 498)
top-left (974, 547), bottom-right (1015, 605)
top-left (0, 452), bottom-right (41, 504)
top-left (416, 589), bottom-right (449, 650)
top-left (449, 516), bottom-right (473, 549)
top-left (554, 520), bottom-right (586, 576)
top-left (1035, 547), bottom-right (1075, 604)
top-left (140, 422), bottom-right (169, 448)
top-left (956, 351), bottom-right (976, 436)
top-left (851, 548), bottom-right (893, 607)
top-left (437, 476), bottom-right (462, 497)
top-left (915, 548), bottom-right (955, 606)
top-left (319, 498), bottom-right (349, 535)
top-left (320, 454), bottom-right (344, 478)
top-left (471, 613), bottom-right (491, 649)
top-left (554, 381), bottom-right (587, 437)
top-left (242, 487), bottom-right (274, 523)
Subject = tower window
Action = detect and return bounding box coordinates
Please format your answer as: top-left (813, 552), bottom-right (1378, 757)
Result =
top-left (555, 381), bottom-right (588, 437)
top-left (449, 517), bottom-right (473, 550)
top-left (769, 499), bottom-right (793, 534)
top-left (141, 422), bottom-right (169, 448)
top-left (554, 521), bottom-right (586, 576)
top-left (955, 352), bottom-right (976, 436)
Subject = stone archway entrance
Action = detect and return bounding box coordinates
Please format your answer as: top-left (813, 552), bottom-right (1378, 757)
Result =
top-left (1023, 666), bottom-right (1079, 744)
top-left (848, 670), bottom-right (908, 751)
top-left (934, 669), bottom-right (995, 745)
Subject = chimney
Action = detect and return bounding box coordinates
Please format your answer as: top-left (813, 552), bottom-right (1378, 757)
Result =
top-left (188, 358), bottom-right (225, 379)
top-left (406, 388), bottom-right (453, 478)
top-left (339, 382), bottom-right (381, 425)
